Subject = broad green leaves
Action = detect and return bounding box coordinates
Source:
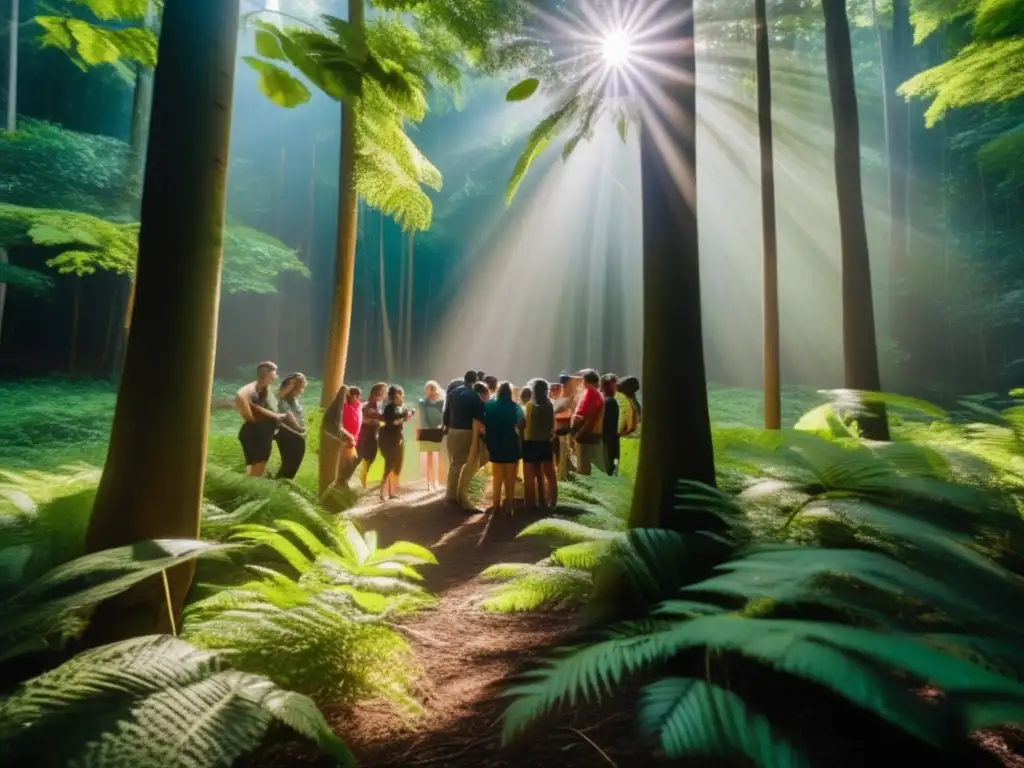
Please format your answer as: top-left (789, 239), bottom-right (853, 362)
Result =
top-left (506, 77), bottom-right (539, 101)
top-left (900, 38), bottom-right (1024, 126)
top-left (0, 203), bottom-right (308, 291)
top-left (243, 57), bottom-right (312, 108)
top-left (34, 0), bottom-right (158, 76)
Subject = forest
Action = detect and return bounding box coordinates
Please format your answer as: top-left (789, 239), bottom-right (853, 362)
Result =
top-left (0, 0), bottom-right (1023, 766)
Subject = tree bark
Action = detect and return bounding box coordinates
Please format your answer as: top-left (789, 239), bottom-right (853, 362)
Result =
top-left (629, 0), bottom-right (716, 530)
top-left (886, 0), bottom-right (911, 381)
top-left (822, 0), bottom-right (890, 440)
top-left (110, 1), bottom-right (158, 381)
top-left (83, 0), bottom-right (241, 645)
top-left (0, 0), bottom-right (19, 347)
top-left (379, 211), bottom-right (396, 380)
top-left (755, 0), bottom-right (781, 429)
top-left (6, 0), bottom-right (17, 133)
top-left (405, 232), bottom-right (414, 372)
top-left (318, 0), bottom-right (363, 410)
top-left (68, 278), bottom-right (81, 375)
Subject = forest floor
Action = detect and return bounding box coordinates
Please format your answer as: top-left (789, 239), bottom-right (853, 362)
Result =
top-left (250, 480), bottom-right (658, 768)
top-left (247, 480), bottom-right (1024, 768)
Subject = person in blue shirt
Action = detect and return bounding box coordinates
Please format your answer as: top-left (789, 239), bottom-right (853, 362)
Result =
top-left (443, 370), bottom-right (486, 509)
top-left (484, 381), bottom-right (525, 514)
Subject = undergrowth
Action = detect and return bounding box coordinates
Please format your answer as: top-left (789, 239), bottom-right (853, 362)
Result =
top-left (489, 391), bottom-right (1024, 765)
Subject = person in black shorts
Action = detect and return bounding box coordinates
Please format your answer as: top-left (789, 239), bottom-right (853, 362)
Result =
top-left (274, 373), bottom-right (308, 480)
top-left (235, 361), bottom-right (283, 476)
top-left (379, 385), bottom-right (414, 501)
top-left (356, 382), bottom-right (387, 488)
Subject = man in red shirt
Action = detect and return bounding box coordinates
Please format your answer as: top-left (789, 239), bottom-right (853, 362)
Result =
top-left (572, 369), bottom-right (606, 475)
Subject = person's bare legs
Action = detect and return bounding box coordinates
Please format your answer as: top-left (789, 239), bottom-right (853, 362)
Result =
top-left (542, 461), bottom-right (557, 507)
top-left (503, 464), bottom-right (517, 512)
top-left (426, 452), bottom-right (437, 490)
top-left (523, 463), bottom-right (538, 507)
top-left (360, 459), bottom-right (371, 488)
top-left (489, 467), bottom-right (502, 513)
top-left (247, 461), bottom-right (267, 477)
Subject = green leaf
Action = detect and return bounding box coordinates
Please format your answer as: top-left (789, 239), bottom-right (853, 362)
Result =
top-left (639, 677), bottom-right (809, 765)
top-left (617, 110), bottom-right (629, 142)
top-left (243, 57), bottom-right (312, 108)
top-left (0, 539), bottom-right (235, 661)
top-left (0, 634), bottom-right (355, 767)
top-left (254, 28), bottom-right (287, 61)
top-left (506, 77), bottom-right (539, 101)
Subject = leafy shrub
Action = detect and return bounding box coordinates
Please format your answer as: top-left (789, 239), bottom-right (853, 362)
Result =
top-left (185, 517), bottom-right (436, 709)
top-left (496, 393), bottom-right (1024, 764)
top-left (0, 540), bottom-right (353, 766)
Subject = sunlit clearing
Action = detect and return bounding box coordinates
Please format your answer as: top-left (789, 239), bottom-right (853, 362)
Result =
top-left (427, 122), bottom-right (643, 383)
top-left (602, 29), bottom-right (633, 68)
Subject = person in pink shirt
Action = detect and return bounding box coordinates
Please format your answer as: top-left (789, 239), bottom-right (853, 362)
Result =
top-left (571, 369), bottom-right (606, 475)
top-left (337, 386), bottom-right (363, 485)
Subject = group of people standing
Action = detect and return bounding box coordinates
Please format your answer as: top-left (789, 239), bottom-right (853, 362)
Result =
top-left (440, 369), bottom-right (641, 513)
top-left (234, 361), bottom-right (641, 514)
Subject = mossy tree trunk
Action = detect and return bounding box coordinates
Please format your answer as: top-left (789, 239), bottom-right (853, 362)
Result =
top-left (629, 0), bottom-right (716, 530)
top-left (83, 0), bottom-right (241, 645)
top-left (318, 0), bottom-right (363, 495)
top-left (822, 0), bottom-right (890, 440)
top-left (756, 0), bottom-right (781, 429)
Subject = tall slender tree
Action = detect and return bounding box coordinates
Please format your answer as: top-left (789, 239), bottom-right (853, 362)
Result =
top-left (629, 0), bottom-right (716, 528)
top-left (821, 0), bottom-right (890, 440)
top-left (0, 0), bottom-right (18, 349)
top-left (755, 0), bottom-right (780, 429)
top-left (887, 0), bottom-right (912, 379)
top-left (84, 0), bottom-right (242, 644)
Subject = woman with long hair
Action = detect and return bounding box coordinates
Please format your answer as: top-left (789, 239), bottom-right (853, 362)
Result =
top-left (483, 381), bottom-right (525, 514)
top-left (320, 383), bottom-right (357, 494)
top-left (417, 380), bottom-right (445, 491)
top-left (379, 384), bottom-right (414, 501)
top-left (275, 373), bottom-right (308, 480)
top-left (522, 378), bottom-right (557, 509)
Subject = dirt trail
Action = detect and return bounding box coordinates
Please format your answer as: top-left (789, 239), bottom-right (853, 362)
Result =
top-left (253, 483), bottom-right (648, 768)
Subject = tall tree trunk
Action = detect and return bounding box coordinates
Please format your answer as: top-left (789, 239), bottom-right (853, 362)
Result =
top-left (404, 232), bottom-right (414, 372)
top-left (318, 0), bottom-right (362, 409)
top-left (629, 0), bottom-right (716, 530)
top-left (886, 0), bottom-right (911, 381)
top-left (6, 0), bottom-right (16, 133)
top-left (316, 0), bottom-right (362, 496)
top-left (111, 1), bottom-right (158, 380)
top-left (83, 0), bottom-right (241, 645)
top-left (397, 230), bottom-right (406, 370)
top-left (0, 0), bottom-right (18, 349)
top-left (822, 0), bottom-right (890, 440)
top-left (68, 278), bottom-right (81, 375)
top-left (379, 212), bottom-right (396, 379)
top-left (755, 0), bottom-right (781, 429)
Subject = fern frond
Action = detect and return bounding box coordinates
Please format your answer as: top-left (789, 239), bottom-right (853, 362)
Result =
top-left (639, 677), bottom-right (809, 765)
top-left (1, 539), bottom-right (234, 662)
top-left (479, 563), bottom-right (592, 612)
top-left (0, 634), bottom-right (354, 767)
